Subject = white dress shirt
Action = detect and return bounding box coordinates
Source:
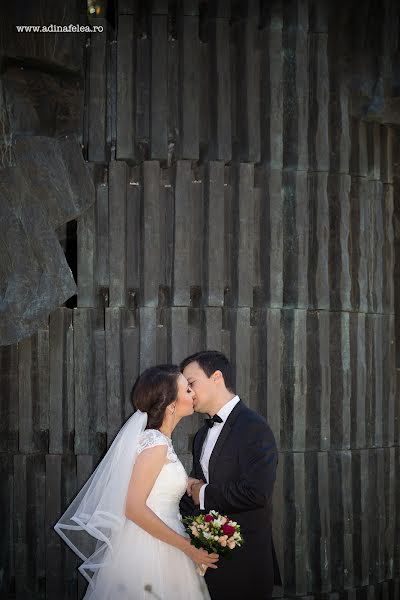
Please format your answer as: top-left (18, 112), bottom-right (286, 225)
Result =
top-left (199, 395), bottom-right (241, 509)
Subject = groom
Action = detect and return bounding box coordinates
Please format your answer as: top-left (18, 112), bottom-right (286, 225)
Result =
top-left (179, 351), bottom-right (281, 600)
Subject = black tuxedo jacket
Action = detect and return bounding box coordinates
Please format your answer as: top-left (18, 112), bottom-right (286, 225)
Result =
top-left (180, 400), bottom-right (281, 600)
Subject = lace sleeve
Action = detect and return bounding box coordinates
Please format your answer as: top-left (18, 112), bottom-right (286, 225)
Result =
top-left (136, 429), bottom-right (169, 455)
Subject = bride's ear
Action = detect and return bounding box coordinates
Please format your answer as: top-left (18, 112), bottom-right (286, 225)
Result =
top-left (168, 404), bottom-right (176, 414)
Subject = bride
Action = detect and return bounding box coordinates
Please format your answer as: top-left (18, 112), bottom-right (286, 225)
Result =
top-left (55, 364), bottom-right (218, 599)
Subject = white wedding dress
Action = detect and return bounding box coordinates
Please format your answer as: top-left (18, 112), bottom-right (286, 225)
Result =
top-left (83, 429), bottom-right (210, 600)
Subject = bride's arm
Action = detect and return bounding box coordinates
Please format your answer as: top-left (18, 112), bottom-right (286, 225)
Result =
top-left (125, 445), bottom-right (218, 569)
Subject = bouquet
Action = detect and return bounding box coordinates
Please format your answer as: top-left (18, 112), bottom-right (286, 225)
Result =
top-left (182, 510), bottom-right (244, 576)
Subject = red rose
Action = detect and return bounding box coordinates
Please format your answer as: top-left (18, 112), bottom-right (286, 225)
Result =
top-left (204, 514), bottom-right (214, 522)
top-left (222, 523), bottom-right (235, 535)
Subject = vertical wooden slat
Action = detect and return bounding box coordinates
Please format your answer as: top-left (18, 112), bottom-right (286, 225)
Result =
top-left (178, 6), bottom-right (199, 159)
top-left (156, 306), bottom-right (170, 364)
top-left (173, 160), bottom-right (192, 305)
top-left (116, 13), bottom-right (136, 161)
top-left (94, 329), bottom-right (107, 444)
top-left (351, 313), bottom-right (366, 448)
top-left (260, 2), bottom-right (283, 168)
top-left (309, 30), bottom-right (329, 171)
top-left (95, 176), bottom-right (109, 297)
top-left (73, 309), bottom-right (95, 455)
top-left (282, 171), bottom-right (308, 307)
top-left (142, 161), bottom-right (161, 306)
top-left (189, 176), bottom-right (204, 294)
top-left (37, 328), bottom-right (49, 436)
top-left (319, 310), bottom-right (331, 450)
top-left (360, 449), bottom-right (370, 586)
top-left (139, 307), bottom-right (157, 371)
top-left (105, 308), bottom-right (123, 444)
top-left (77, 203), bottom-right (96, 308)
top-left (374, 316), bottom-right (383, 448)
top-left (232, 2), bottom-right (260, 162)
top-left (74, 455), bottom-right (95, 598)
top-left (293, 309), bottom-right (307, 450)
top-left (45, 455), bottom-right (63, 600)
top-left (380, 126), bottom-right (393, 185)
top-left (328, 174), bottom-right (352, 311)
top-left (122, 315), bottom-right (139, 419)
top-left (350, 119), bottom-right (368, 178)
top-left (368, 450), bottom-right (378, 583)
top-left (283, 0), bottom-right (309, 171)
top-left (109, 160), bottom-right (127, 307)
top-left (204, 307), bottom-right (222, 351)
top-left (14, 455), bottom-right (28, 598)
top-left (18, 338), bottom-right (33, 453)
top-left (372, 182), bottom-right (384, 314)
top-left (308, 173), bottom-right (330, 309)
top-left (0, 455), bottom-right (13, 593)
top-left (367, 122), bottom-right (381, 181)
top-left (204, 162), bottom-right (225, 306)
top-left (208, 4), bottom-right (231, 160)
top-left (49, 309), bottom-right (73, 454)
top-left (328, 27), bottom-right (350, 174)
top-left (330, 312), bottom-right (343, 449)
top-left (306, 310), bottom-right (321, 450)
top-left (342, 451), bottom-right (353, 589)
top-left (136, 18), bottom-right (150, 150)
top-left (0, 344), bottom-right (18, 452)
top-left (272, 451), bottom-right (284, 589)
top-left (318, 452), bottom-right (331, 591)
top-left (150, 7), bottom-right (168, 159)
top-left (365, 315), bottom-right (375, 449)
top-left (235, 163), bottom-right (254, 307)
top-left (232, 308), bottom-right (251, 404)
top-left (265, 309), bottom-right (281, 448)
top-left (386, 315), bottom-right (396, 447)
top-left (87, 20), bottom-right (108, 162)
top-left (383, 184), bottom-right (394, 314)
top-left (376, 449), bottom-right (385, 582)
top-left (281, 308), bottom-right (294, 450)
top-left (329, 452), bottom-right (344, 590)
top-left (126, 177), bottom-right (141, 299)
top-left (294, 452), bottom-right (308, 595)
top-left (385, 447), bottom-right (396, 579)
top-left (349, 178), bottom-right (363, 311)
top-left (171, 307), bottom-right (191, 466)
top-left (341, 313), bottom-right (351, 449)
top-left (159, 174), bottom-right (175, 292)
top-left (260, 169), bottom-right (283, 307)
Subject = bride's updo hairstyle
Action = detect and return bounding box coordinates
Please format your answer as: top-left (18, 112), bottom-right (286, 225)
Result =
top-left (132, 364), bottom-right (181, 430)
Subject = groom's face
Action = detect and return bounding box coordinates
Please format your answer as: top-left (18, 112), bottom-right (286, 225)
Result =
top-left (182, 361), bottom-right (215, 415)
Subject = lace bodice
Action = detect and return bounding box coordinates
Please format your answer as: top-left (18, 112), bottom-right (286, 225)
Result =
top-left (136, 429), bottom-right (177, 463)
top-left (136, 429), bottom-right (187, 519)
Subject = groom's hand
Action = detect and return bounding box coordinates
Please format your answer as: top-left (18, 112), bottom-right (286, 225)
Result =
top-left (190, 480), bottom-right (205, 506)
top-left (186, 477), bottom-right (200, 497)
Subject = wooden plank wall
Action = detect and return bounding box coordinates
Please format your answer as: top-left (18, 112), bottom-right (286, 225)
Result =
top-left (1, 1), bottom-right (399, 598)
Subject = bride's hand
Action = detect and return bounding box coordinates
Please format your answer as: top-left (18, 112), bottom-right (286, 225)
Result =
top-left (184, 543), bottom-right (219, 569)
top-left (186, 477), bottom-right (200, 497)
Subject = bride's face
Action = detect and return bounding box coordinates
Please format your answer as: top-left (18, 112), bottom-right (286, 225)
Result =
top-left (174, 374), bottom-right (195, 417)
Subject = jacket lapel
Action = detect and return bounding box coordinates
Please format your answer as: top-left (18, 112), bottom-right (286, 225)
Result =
top-left (208, 400), bottom-right (245, 482)
top-left (194, 424), bottom-right (208, 481)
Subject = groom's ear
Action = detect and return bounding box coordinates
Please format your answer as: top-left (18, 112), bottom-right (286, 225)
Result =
top-left (212, 370), bottom-right (223, 384)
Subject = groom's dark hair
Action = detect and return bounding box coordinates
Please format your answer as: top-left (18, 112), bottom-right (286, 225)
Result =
top-left (180, 351), bottom-right (235, 393)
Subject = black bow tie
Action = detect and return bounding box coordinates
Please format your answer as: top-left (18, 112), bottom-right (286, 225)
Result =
top-left (205, 414), bottom-right (223, 428)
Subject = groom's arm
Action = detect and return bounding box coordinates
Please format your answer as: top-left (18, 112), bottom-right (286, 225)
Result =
top-left (203, 421), bottom-right (278, 514)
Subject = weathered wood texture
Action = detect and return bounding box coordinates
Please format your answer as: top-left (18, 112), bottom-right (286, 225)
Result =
top-left (1, 0), bottom-right (400, 599)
